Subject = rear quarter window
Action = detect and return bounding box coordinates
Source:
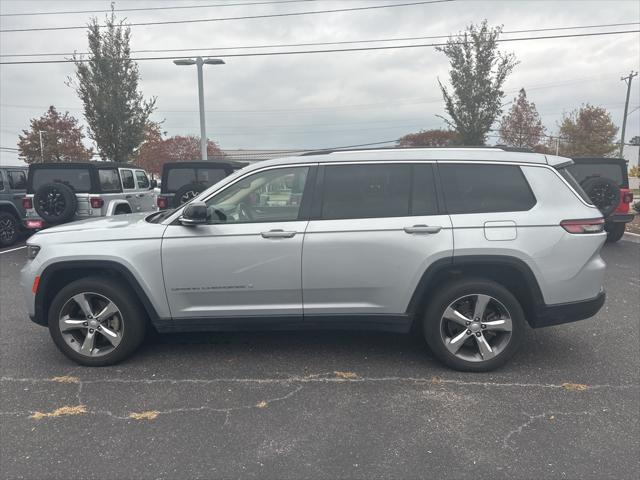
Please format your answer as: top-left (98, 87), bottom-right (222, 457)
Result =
top-left (31, 168), bottom-right (91, 193)
top-left (439, 163), bottom-right (536, 214)
top-left (8, 170), bottom-right (27, 190)
top-left (98, 169), bottom-right (121, 192)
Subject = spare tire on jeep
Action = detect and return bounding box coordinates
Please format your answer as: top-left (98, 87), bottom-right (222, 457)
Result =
top-left (174, 183), bottom-right (205, 206)
top-left (34, 182), bottom-right (77, 224)
top-left (580, 176), bottom-right (621, 218)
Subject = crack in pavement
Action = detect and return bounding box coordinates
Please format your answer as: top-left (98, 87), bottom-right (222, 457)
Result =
top-left (502, 410), bottom-right (602, 449)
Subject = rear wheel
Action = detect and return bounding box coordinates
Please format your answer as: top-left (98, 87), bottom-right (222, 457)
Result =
top-left (605, 223), bottom-right (626, 243)
top-left (423, 279), bottom-right (526, 372)
top-left (48, 277), bottom-right (146, 366)
top-left (0, 212), bottom-right (19, 247)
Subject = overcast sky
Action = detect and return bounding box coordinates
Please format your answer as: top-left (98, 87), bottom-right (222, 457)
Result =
top-left (1, 0), bottom-right (639, 166)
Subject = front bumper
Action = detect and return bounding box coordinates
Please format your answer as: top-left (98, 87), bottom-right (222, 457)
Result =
top-left (529, 291), bottom-right (606, 328)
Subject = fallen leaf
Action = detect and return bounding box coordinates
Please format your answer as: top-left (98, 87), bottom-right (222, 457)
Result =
top-left (334, 371), bottom-right (358, 380)
top-left (129, 411), bottom-right (160, 420)
top-left (549, 415), bottom-right (555, 420)
top-left (256, 401), bottom-right (268, 408)
top-left (431, 376), bottom-right (443, 385)
top-left (562, 383), bottom-right (588, 391)
top-left (51, 376), bottom-right (80, 384)
top-left (30, 405), bottom-right (86, 419)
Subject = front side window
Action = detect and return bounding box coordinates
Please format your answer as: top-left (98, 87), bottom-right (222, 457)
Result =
top-left (121, 170), bottom-right (135, 189)
top-left (439, 164), bottom-right (536, 214)
top-left (31, 168), bottom-right (91, 193)
top-left (8, 170), bottom-right (27, 190)
top-left (98, 169), bottom-right (121, 192)
top-left (135, 170), bottom-right (150, 189)
top-left (320, 164), bottom-right (412, 220)
top-left (205, 166), bottom-right (309, 224)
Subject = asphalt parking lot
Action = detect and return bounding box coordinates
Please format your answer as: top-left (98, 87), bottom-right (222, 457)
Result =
top-left (1, 240), bottom-right (638, 480)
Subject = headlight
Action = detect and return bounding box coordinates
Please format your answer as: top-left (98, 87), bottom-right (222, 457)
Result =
top-left (26, 245), bottom-right (41, 260)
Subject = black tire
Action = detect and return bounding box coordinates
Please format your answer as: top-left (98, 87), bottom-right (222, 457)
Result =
top-left (605, 223), bottom-right (626, 243)
top-left (0, 211), bottom-right (19, 247)
top-left (581, 177), bottom-right (621, 218)
top-left (422, 278), bottom-right (526, 372)
top-left (174, 183), bottom-right (205, 206)
top-left (114, 204), bottom-right (132, 215)
top-left (48, 277), bottom-right (146, 366)
top-left (33, 182), bottom-right (77, 224)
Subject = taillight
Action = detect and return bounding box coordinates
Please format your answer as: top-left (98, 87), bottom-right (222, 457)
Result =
top-left (25, 219), bottom-right (44, 230)
top-left (622, 191), bottom-right (634, 204)
top-left (560, 218), bottom-right (605, 234)
top-left (89, 197), bottom-right (104, 209)
top-left (157, 196), bottom-right (168, 209)
top-left (22, 197), bottom-right (33, 209)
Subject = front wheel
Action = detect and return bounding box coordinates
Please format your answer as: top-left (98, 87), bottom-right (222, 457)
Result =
top-left (48, 277), bottom-right (146, 366)
top-left (423, 279), bottom-right (526, 372)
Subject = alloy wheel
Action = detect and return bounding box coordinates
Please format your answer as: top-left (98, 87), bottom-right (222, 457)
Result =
top-left (440, 294), bottom-right (513, 362)
top-left (0, 217), bottom-right (16, 242)
top-left (58, 292), bottom-right (124, 357)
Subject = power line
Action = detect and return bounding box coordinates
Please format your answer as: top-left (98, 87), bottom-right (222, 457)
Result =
top-left (0, 1), bottom-right (453, 33)
top-left (1, 29), bottom-right (637, 65)
top-left (3, 22), bottom-right (636, 58)
top-left (0, 0), bottom-right (318, 17)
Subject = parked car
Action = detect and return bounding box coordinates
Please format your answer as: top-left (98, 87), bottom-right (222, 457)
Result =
top-left (568, 157), bottom-right (634, 242)
top-left (0, 166), bottom-right (28, 246)
top-left (22, 147), bottom-right (606, 371)
top-left (23, 162), bottom-right (157, 230)
top-left (156, 160), bottom-right (247, 210)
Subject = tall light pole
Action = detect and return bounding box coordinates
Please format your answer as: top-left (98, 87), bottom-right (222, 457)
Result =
top-left (619, 71), bottom-right (638, 158)
top-left (173, 57), bottom-right (225, 160)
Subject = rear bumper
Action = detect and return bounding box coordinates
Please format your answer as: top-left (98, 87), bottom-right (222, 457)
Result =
top-left (530, 291), bottom-right (605, 328)
top-left (606, 213), bottom-right (634, 224)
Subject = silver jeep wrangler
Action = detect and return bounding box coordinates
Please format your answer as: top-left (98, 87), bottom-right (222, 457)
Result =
top-left (23, 162), bottom-right (156, 230)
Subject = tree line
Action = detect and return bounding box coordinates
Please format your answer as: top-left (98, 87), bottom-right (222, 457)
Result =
top-left (16, 14), bottom-right (633, 174)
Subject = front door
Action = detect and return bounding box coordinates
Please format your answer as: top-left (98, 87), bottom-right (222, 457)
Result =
top-left (302, 162), bottom-right (453, 318)
top-left (162, 165), bottom-right (313, 320)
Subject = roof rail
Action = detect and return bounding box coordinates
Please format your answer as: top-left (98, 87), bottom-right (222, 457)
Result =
top-left (300, 145), bottom-right (537, 156)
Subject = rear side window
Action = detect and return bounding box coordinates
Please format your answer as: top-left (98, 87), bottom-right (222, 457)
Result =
top-left (31, 168), bottom-right (91, 193)
top-left (98, 169), bottom-right (121, 192)
top-left (196, 168), bottom-right (227, 187)
top-left (320, 164), bottom-right (411, 220)
top-left (557, 167), bottom-right (593, 204)
top-left (439, 164), bottom-right (536, 214)
top-left (121, 170), bottom-right (135, 189)
top-left (166, 168), bottom-right (196, 192)
top-left (8, 170), bottom-right (27, 190)
top-left (0, 171), bottom-right (4, 191)
top-left (135, 170), bottom-right (150, 189)
top-left (567, 162), bottom-right (625, 187)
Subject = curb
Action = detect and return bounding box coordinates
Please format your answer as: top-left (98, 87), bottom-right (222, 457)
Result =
top-left (622, 232), bottom-right (640, 244)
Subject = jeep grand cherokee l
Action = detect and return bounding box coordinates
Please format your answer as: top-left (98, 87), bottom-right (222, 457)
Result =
top-left (21, 148), bottom-right (606, 371)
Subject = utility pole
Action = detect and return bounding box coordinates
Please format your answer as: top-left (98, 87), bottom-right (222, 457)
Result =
top-left (38, 130), bottom-right (45, 163)
top-left (619, 70), bottom-right (638, 158)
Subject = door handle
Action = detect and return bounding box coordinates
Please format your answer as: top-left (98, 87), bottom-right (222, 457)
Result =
top-left (125, 195), bottom-right (132, 199)
top-left (403, 224), bottom-right (442, 234)
top-left (136, 194), bottom-right (145, 198)
top-left (261, 229), bottom-right (296, 239)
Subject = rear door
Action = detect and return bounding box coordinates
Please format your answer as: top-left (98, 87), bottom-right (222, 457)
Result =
top-left (120, 169), bottom-right (140, 211)
top-left (134, 170), bottom-right (155, 211)
top-left (302, 162), bottom-right (453, 320)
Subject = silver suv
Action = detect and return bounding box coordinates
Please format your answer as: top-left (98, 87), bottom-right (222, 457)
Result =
top-left (23, 162), bottom-right (156, 230)
top-left (21, 148), bottom-right (607, 371)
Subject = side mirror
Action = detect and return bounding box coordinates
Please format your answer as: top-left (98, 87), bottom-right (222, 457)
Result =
top-left (149, 179), bottom-right (158, 189)
top-left (179, 201), bottom-right (207, 226)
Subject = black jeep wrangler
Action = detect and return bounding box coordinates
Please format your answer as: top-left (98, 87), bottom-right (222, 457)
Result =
top-left (156, 161), bottom-right (247, 209)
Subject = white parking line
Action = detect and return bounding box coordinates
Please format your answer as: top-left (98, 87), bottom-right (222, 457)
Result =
top-left (0, 246), bottom-right (26, 255)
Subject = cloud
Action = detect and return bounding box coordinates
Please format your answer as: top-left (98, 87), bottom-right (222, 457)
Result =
top-left (1, 0), bottom-right (639, 165)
